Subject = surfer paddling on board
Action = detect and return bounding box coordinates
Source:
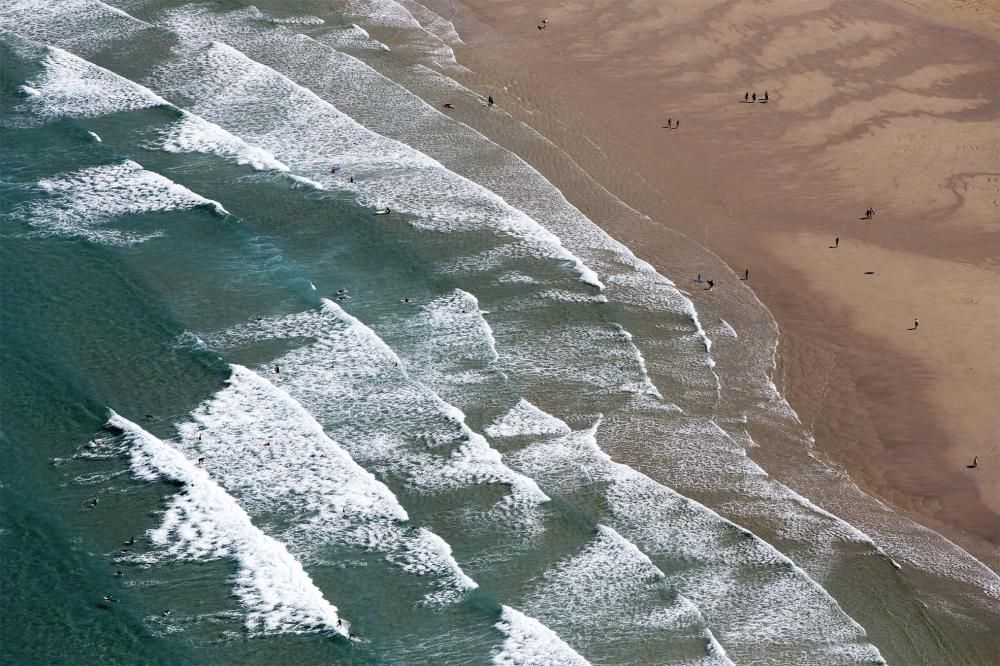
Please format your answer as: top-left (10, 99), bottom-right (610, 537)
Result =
top-left (374, 207), bottom-right (391, 215)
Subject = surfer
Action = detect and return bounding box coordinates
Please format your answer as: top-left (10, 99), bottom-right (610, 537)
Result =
top-left (349, 176), bottom-right (354, 183)
top-left (162, 609), bottom-right (173, 617)
top-left (273, 365), bottom-right (280, 374)
top-left (124, 536), bottom-right (135, 546)
top-left (330, 165), bottom-right (338, 174)
top-left (263, 441), bottom-right (270, 447)
top-left (86, 498), bottom-right (99, 509)
top-left (967, 456), bottom-right (979, 469)
top-left (113, 570), bottom-right (124, 577)
top-left (103, 595), bottom-right (119, 603)
top-left (375, 207), bottom-right (391, 215)
top-left (705, 279), bottom-right (715, 291)
top-left (197, 457), bottom-right (205, 465)
top-left (443, 103), bottom-right (454, 109)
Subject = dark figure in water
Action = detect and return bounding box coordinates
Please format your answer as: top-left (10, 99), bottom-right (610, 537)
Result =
top-left (752, 92), bottom-right (756, 103)
top-left (967, 456), bottom-right (979, 469)
top-left (273, 365), bottom-right (280, 374)
top-left (488, 95), bottom-right (494, 106)
top-left (349, 176), bottom-right (354, 183)
top-left (86, 498), bottom-right (99, 509)
top-left (764, 90), bottom-right (769, 102)
top-left (330, 166), bottom-right (338, 174)
top-left (197, 457), bottom-right (205, 465)
top-left (124, 536), bottom-right (135, 546)
top-left (113, 570), bottom-right (124, 577)
top-left (744, 91), bottom-right (749, 103)
top-left (705, 279), bottom-right (715, 290)
top-left (103, 595), bottom-right (118, 603)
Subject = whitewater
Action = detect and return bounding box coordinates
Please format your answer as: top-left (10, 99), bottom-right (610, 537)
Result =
top-left (1, 0), bottom-right (997, 664)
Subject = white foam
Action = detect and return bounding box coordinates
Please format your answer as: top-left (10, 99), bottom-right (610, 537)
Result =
top-left (21, 44), bottom-right (167, 119)
top-left (157, 111), bottom-right (289, 172)
top-left (506, 413), bottom-right (884, 662)
top-left (343, 0), bottom-right (464, 69)
top-left (269, 15), bottom-right (325, 26)
top-left (493, 605), bottom-right (590, 666)
top-left (203, 299), bottom-right (549, 514)
top-left (0, 0), bottom-right (151, 54)
top-left (174, 364), bottom-right (477, 604)
top-left (147, 17), bottom-right (603, 289)
top-left (614, 324), bottom-right (665, 401)
top-left (107, 411), bottom-right (349, 636)
top-left (18, 160), bottom-right (227, 244)
top-left (387, 289), bottom-right (502, 390)
top-left (519, 525), bottom-right (732, 662)
top-left (485, 399), bottom-right (572, 439)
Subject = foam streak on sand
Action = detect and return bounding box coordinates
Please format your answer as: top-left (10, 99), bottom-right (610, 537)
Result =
top-left (107, 411), bottom-right (349, 637)
top-left (16, 160), bottom-right (227, 245)
top-left (174, 364), bottom-right (477, 603)
top-left (146, 27), bottom-right (602, 289)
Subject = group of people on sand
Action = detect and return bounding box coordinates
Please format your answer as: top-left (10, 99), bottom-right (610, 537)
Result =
top-left (864, 207), bottom-right (876, 219)
top-left (744, 90), bottom-right (769, 103)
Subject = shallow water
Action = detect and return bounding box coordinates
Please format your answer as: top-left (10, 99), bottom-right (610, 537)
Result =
top-left (1, 1), bottom-right (997, 664)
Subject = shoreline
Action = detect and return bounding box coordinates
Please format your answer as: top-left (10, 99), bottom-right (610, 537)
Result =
top-left (428, 0), bottom-right (1000, 561)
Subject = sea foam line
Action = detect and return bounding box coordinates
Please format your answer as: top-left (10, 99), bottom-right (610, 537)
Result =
top-left (107, 411), bottom-right (349, 637)
top-left (14, 160), bottom-right (227, 245)
top-left (500, 401), bottom-right (885, 662)
top-left (146, 11), bottom-right (603, 289)
top-left (175, 363), bottom-right (478, 604)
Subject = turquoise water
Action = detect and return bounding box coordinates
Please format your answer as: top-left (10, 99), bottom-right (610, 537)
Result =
top-left (1, 1), bottom-right (997, 664)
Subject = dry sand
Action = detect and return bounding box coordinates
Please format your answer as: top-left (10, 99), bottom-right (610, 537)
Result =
top-left (427, 0), bottom-right (1000, 555)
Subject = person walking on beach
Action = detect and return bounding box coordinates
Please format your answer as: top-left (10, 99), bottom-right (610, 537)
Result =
top-left (764, 90), bottom-right (769, 103)
top-left (911, 318), bottom-right (919, 330)
top-left (835, 237), bottom-right (840, 248)
top-left (745, 91), bottom-right (749, 103)
top-left (488, 95), bottom-right (494, 107)
top-left (705, 279), bottom-right (715, 290)
top-left (742, 268), bottom-right (749, 280)
top-left (967, 456), bottom-right (978, 469)
top-left (752, 92), bottom-right (756, 103)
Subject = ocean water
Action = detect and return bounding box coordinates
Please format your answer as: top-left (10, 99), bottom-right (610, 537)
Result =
top-left (1, 1), bottom-right (997, 664)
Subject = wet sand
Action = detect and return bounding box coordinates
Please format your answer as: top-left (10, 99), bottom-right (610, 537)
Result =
top-left (429, 0), bottom-right (1000, 560)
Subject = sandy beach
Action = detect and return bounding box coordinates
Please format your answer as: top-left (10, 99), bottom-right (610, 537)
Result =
top-left (423, 0), bottom-right (1000, 560)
